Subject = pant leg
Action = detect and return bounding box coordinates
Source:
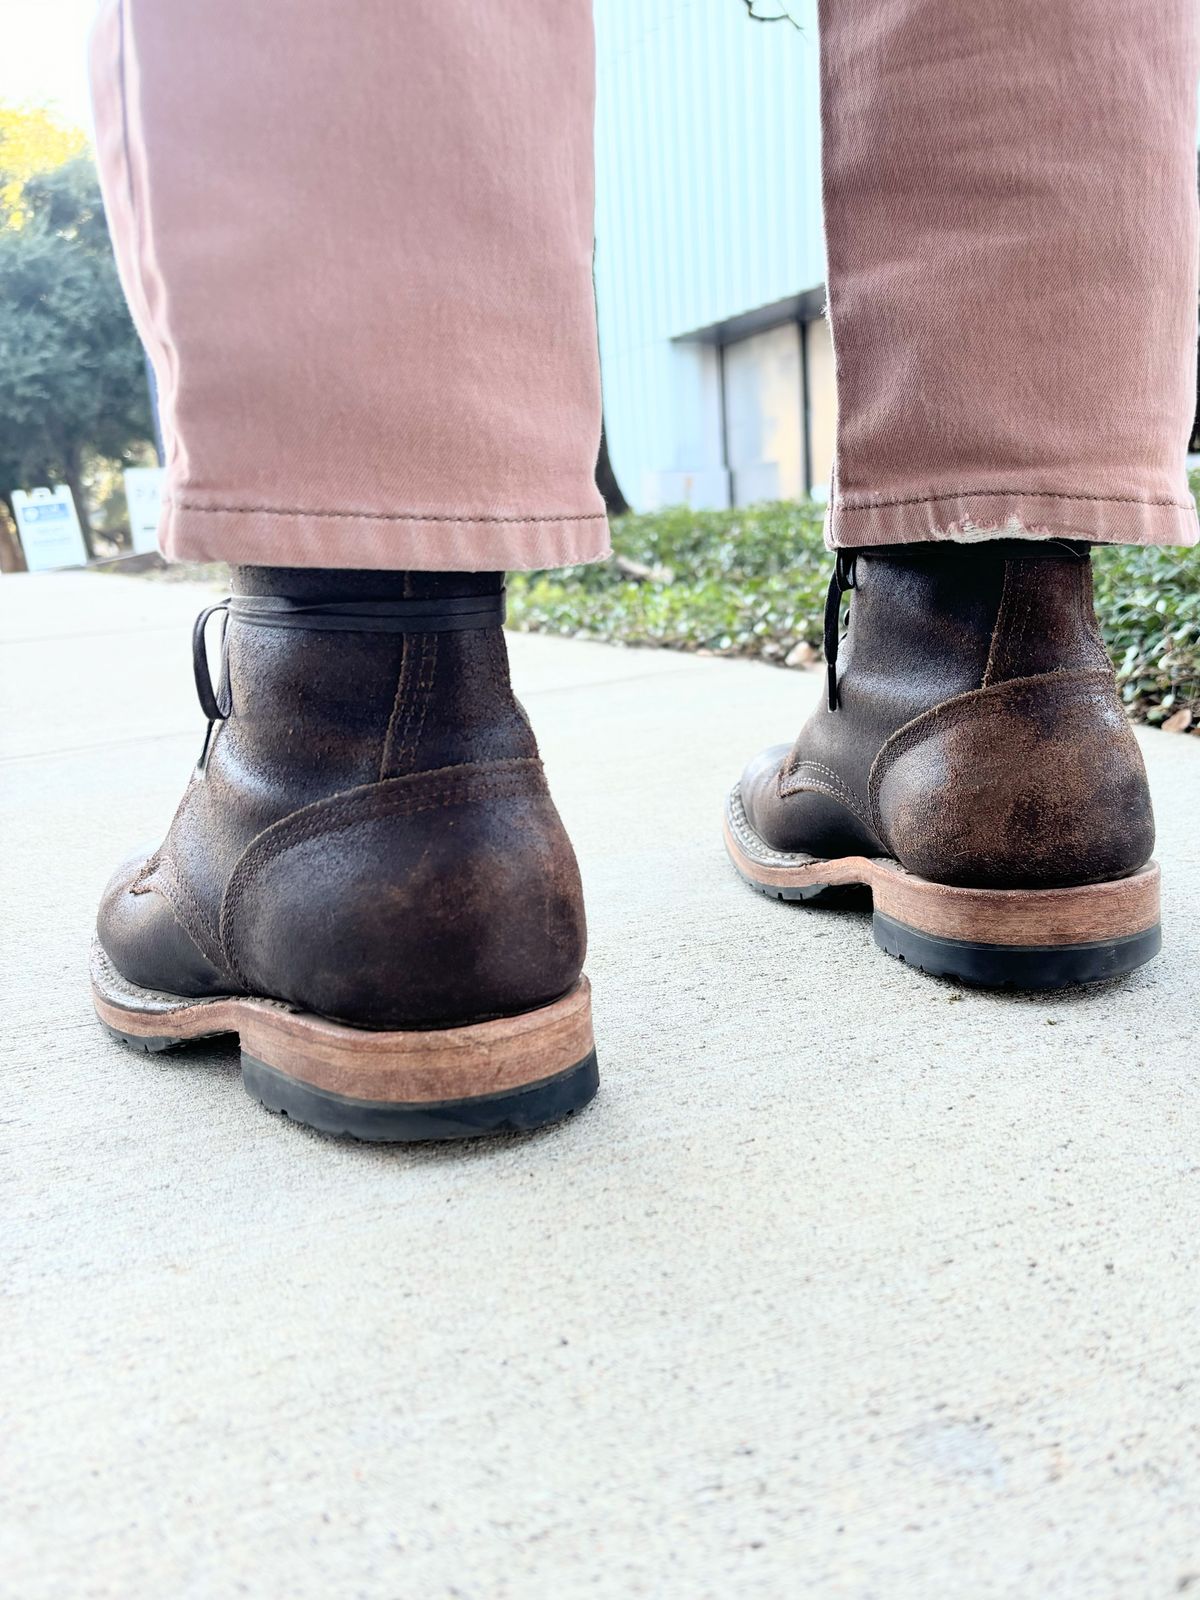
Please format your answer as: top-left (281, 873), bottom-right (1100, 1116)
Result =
top-left (819, 0), bottom-right (1200, 549)
top-left (88, 0), bottom-right (609, 571)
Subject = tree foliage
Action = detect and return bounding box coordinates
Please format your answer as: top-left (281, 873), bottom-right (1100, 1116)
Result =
top-left (0, 112), bottom-right (152, 555)
top-left (0, 105), bottom-right (87, 226)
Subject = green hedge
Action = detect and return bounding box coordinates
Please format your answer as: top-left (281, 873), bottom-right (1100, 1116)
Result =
top-left (508, 480), bottom-right (1200, 730)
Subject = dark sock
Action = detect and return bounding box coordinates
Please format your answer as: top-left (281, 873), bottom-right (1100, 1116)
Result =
top-left (231, 565), bottom-right (504, 603)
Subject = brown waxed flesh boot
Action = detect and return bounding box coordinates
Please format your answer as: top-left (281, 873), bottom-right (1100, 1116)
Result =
top-left (725, 540), bottom-right (1160, 988)
top-left (92, 566), bottom-right (597, 1139)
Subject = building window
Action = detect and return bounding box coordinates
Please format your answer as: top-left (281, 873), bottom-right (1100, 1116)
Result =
top-left (676, 290), bottom-right (835, 510)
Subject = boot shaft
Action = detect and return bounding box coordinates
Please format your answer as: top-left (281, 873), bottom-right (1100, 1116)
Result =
top-left (216, 566), bottom-right (536, 803)
top-left (746, 539), bottom-right (1154, 889)
top-left (99, 567), bottom-right (588, 1029)
top-left (832, 539), bottom-right (1113, 721)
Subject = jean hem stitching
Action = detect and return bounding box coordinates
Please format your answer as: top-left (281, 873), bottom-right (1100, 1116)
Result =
top-left (835, 489), bottom-right (1195, 511)
top-left (168, 500), bottom-right (607, 525)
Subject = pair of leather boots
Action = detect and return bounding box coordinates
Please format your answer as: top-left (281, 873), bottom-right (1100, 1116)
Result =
top-left (92, 542), bottom-right (1160, 1140)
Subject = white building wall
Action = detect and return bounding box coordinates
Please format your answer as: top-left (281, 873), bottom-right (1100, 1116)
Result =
top-left (593, 0), bottom-right (826, 511)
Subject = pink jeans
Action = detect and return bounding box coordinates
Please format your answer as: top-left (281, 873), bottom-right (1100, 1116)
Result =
top-left (90, 0), bottom-right (1199, 569)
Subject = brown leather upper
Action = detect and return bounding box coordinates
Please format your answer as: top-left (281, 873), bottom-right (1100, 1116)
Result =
top-left (97, 568), bottom-right (586, 1028)
top-left (740, 542), bottom-right (1154, 889)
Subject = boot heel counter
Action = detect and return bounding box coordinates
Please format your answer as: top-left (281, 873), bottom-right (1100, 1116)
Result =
top-left (220, 760), bottom-right (586, 1028)
top-left (870, 671), bottom-right (1154, 889)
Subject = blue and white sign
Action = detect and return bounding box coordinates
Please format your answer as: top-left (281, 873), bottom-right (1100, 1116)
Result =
top-left (123, 466), bottom-right (166, 555)
top-left (11, 486), bottom-right (88, 572)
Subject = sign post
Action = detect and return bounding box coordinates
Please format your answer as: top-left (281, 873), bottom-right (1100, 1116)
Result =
top-left (10, 486), bottom-right (88, 572)
top-left (123, 466), bottom-right (166, 555)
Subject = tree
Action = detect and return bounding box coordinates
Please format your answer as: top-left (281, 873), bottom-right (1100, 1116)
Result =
top-left (0, 120), bottom-right (153, 558)
top-left (0, 105), bottom-right (87, 226)
top-left (739, 1), bottom-right (801, 26)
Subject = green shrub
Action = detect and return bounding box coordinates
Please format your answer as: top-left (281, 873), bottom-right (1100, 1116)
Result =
top-left (508, 481), bottom-right (1200, 730)
top-left (1092, 538), bottom-right (1200, 726)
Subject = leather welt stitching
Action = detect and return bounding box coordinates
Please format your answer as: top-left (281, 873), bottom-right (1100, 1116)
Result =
top-left (218, 760), bottom-right (546, 986)
top-left (982, 562), bottom-right (1017, 689)
top-left (401, 633), bottom-right (438, 774)
top-left (136, 860), bottom-right (231, 976)
top-left (129, 850), bottom-right (162, 893)
top-left (866, 668), bottom-right (1114, 838)
top-left (381, 631), bottom-right (437, 780)
top-left (780, 761), bottom-right (872, 827)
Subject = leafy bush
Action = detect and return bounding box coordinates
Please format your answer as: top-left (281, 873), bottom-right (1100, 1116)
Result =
top-left (1092, 537), bottom-right (1200, 727)
top-left (507, 480), bottom-right (1200, 730)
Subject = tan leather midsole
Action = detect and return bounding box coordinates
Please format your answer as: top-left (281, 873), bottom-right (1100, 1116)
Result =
top-left (92, 962), bottom-right (594, 1104)
top-left (723, 805), bottom-right (1160, 948)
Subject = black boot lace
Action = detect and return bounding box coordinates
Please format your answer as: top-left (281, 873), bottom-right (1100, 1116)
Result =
top-left (823, 550), bottom-right (857, 711)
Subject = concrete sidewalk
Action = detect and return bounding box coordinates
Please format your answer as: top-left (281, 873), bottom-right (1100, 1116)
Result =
top-left (3, 570), bottom-right (1199, 1599)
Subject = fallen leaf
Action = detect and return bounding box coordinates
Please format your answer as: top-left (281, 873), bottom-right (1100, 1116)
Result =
top-left (1162, 707), bottom-right (1193, 733)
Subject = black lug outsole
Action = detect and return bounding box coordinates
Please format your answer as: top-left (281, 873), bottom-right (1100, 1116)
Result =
top-left (871, 913), bottom-right (1161, 990)
top-left (100, 1022), bottom-right (190, 1054)
top-left (242, 1048), bottom-right (600, 1141)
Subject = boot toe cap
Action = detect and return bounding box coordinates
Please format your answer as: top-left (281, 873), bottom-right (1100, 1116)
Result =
top-left (737, 743), bottom-right (795, 840)
top-left (97, 847), bottom-right (234, 999)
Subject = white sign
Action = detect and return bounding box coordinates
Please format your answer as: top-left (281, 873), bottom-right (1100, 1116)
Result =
top-left (11, 486), bottom-right (88, 572)
top-left (123, 466), bottom-right (166, 554)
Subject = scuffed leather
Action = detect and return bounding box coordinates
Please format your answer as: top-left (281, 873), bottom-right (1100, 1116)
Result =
top-left (221, 761), bottom-right (585, 1028)
top-left (99, 849), bottom-right (235, 996)
top-left (96, 570), bottom-right (587, 1028)
top-left (741, 741), bottom-right (885, 858)
top-left (742, 545), bottom-right (1006, 858)
top-left (982, 554), bottom-right (1113, 685)
top-left (739, 543), bottom-right (1155, 890)
top-left (871, 670), bottom-right (1154, 888)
